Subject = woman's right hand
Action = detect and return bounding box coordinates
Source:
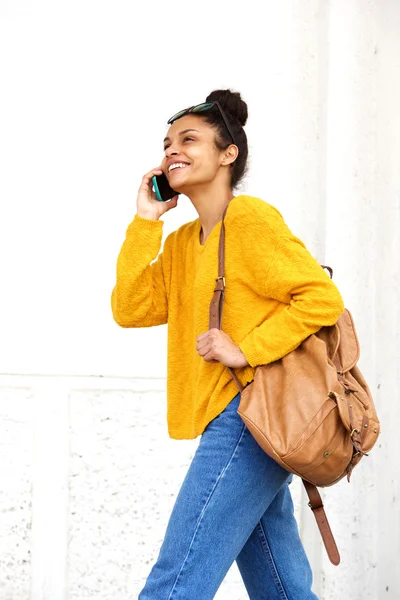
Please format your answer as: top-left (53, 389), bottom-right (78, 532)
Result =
top-left (136, 167), bottom-right (179, 221)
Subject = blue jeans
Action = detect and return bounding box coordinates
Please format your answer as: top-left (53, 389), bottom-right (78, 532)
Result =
top-left (138, 392), bottom-right (318, 600)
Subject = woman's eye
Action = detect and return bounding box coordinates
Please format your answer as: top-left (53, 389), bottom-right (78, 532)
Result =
top-left (163, 137), bottom-right (195, 151)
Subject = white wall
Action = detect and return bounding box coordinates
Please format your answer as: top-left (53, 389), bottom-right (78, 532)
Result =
top-left (0, 1), bottom-right (399, 599)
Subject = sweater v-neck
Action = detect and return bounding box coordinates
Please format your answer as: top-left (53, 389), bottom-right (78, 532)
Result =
top-left (195, 218), bottom-right (221, 250)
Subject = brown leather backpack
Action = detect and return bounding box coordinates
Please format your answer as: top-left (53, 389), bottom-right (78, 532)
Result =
top-left (209, 214), bottom-right (380, 566)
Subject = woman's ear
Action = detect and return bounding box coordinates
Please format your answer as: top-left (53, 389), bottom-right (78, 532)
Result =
top-left (221, 144), bottom-right (239, 166)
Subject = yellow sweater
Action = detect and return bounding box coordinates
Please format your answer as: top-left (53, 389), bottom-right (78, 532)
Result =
top-left (111, 195), bottom-right (344, 440)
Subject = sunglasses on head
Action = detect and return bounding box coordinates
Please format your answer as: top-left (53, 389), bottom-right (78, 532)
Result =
top-left (167, 101), bottom-right (237, 146)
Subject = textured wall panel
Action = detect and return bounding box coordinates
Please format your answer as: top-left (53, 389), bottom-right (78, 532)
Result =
top-left (68, 388), bottom-right (197, 598)
top-left (0, 388), bottom-right (33, 600)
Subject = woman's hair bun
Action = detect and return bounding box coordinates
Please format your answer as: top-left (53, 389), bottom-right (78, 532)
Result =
top-left (205, 89), bottom-right (248, 127)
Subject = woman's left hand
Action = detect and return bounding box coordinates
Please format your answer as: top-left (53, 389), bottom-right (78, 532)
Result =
top-left (196, 329), bottom-right (249, 368)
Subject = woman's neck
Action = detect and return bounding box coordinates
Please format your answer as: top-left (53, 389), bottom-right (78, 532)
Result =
top-left (187, 184), bottom-right (235, 241)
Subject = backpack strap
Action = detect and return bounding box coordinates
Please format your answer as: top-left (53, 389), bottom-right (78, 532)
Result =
top-left (209, 208), bottom-right (341, 566)
top-left (321, 264), bottom-right (333, 279)
top-left (208, 210), bottom-right (243, 393)
top-left (302, 480), bottom-right (341, 565)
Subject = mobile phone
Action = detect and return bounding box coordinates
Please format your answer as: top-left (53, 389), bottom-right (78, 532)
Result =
top-left (152, 172), bottom-right (180, 202)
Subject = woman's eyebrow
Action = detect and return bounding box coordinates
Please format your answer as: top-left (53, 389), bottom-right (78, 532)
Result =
top-left (163, 129), bottom-right (200, 143)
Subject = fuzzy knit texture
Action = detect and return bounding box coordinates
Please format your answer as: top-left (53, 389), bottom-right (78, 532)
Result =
top-left (111, 195), bottom-right (345, 440)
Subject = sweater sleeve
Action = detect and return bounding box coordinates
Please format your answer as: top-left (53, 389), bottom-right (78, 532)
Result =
top-left (111, 214), bottom-right (169, 327)
top-left (238, 232), bottom-right (345, 367)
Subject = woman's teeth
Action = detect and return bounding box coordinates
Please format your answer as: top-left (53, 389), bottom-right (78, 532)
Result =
top-left (168, 163), bottom-right (189, 173)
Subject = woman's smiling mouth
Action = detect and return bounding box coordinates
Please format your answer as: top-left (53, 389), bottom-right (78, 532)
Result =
top-left (167, 161), bottom-right (190, 173)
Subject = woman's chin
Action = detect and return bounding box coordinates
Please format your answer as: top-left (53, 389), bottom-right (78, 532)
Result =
top-left (168, 172), bottom-right (188, 188)
top-left (169, 178), bottom-right (189, 194)
top-left (170, 183), bottom-right (184, 194)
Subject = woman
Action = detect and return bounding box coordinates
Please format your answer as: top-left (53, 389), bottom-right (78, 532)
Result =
top-left (111, 89), bottom-right (344, 600)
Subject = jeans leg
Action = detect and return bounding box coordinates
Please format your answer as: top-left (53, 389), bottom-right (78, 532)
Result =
top-left (236, 479), bottom-right (319, 600)
top-left (138, 393), bottom-right (314, 600)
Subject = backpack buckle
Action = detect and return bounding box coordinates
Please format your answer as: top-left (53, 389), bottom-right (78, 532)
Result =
top-left (308, 500), bottom-right (324, 510)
